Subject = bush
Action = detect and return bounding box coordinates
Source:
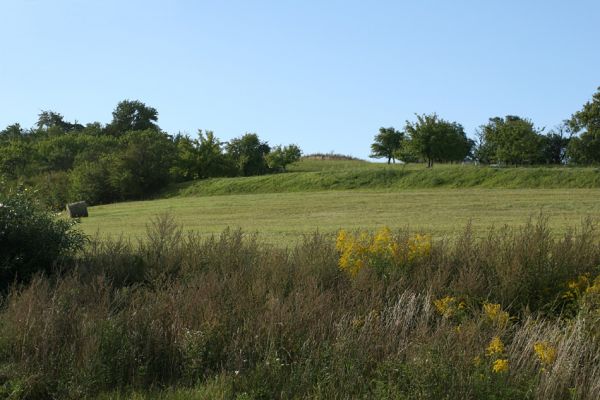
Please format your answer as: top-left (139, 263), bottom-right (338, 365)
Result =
top-left (0, 188), bottom-right (86, 289)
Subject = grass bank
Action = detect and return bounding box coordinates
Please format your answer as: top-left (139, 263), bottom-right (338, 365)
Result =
top-left (163, 161), bottom-right (600, 198)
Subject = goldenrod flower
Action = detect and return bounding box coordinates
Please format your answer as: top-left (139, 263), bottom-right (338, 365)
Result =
top-left (433, 296), bottom-right (457, 317)
top-left (533, 342), bottom-right (557, 366)
top-left (492, 358), bottom-right (509, 373)
top-left (483, 303), bottom-right (510, 328)
top-left (486, 336), bottom-right (504, 356)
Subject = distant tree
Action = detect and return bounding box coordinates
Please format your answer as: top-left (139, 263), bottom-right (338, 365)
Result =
top-left (226, 133), bottom-right (270, 176)
top-left (0, 123), bottom-right (25, 141)
top-left (36, 110), bottom-right (83, 132)
top-left (265, 144), bottom-right (302, 171)
top-left (105, 100), bottom-right (159, 136)
top-left (404, 113), bottom-right (472, 167)
top-left (0, 140), bottom-right (36, 178)
top-left (477, 116), bottom-right (542, 165)
top-left (171, 130), bottom-right (232, 180)
top-left (370, 127), bottom-right (404, 164)
top-left (539, 123), bottom-right (570, 164)
top-left (115, 129), bottom-right (176, 197)
top-left (567, 87), bottom-right (600, 164)
top-left (70, 158), bottom-right (115, 205)
top-left (197, 130), bottom-right (234, 177)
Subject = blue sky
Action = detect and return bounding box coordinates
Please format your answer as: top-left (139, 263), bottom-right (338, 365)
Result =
top-left (1, 0), bottom-right (599, 159)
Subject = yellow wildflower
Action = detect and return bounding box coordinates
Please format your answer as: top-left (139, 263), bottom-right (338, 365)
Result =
top-left (433, 296), bottom-right (457, 318)
top-left (407, 233), bottom-right (431, 261)
top-left (483, 303), bottom-right (510, 328)
top-left (492, 358), bottom-right (509, 373)
top-left (486, 336), bottom-right (504, 356)
top-left (534, 342), bottom-right (557, 366)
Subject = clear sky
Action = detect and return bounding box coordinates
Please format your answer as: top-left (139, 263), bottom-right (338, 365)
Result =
top-left (1, 0), bottom-right (599, 159)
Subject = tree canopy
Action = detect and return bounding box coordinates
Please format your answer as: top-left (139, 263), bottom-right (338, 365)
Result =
top-left (567, 87), bottom-right (600, 164)
top-left (370, 127), bottom-right (404, 164)
top-left (404, 114), bottom-right (472, 167)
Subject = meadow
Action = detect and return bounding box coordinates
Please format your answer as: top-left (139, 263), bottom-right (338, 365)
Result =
top-left (80, 160), bottom-right (600, 244)
top-left (2, 160), bottom-right (600, 399)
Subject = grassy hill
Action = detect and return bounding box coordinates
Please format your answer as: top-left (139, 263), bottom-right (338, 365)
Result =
top-left (161, 159), bottom-right (600, 198)
top-left (79, 159), bottom-right (600, 244)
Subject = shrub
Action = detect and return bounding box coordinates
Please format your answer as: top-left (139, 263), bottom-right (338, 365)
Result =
top-left (0, 188), bottom-right (86, 289)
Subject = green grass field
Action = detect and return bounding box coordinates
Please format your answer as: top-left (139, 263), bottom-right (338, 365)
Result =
top-left (80, 187), bottom-right (600, 244)
top-left (80, 160), bottom-right (600, 244)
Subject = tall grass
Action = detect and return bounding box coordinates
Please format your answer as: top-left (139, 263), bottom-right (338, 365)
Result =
top-left (0, 215), bottom-right (599, 399)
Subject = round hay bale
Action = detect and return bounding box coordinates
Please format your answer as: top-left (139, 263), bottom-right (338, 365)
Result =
top-left (66, 201), bottom-right (88, 218)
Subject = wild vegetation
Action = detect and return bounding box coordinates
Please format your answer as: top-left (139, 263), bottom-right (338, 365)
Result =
top-left (0, 194), bottom-right (599, 399)
top-left (0, 100), bottom-right (301, 208)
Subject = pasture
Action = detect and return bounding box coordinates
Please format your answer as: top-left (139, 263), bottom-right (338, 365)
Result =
top-left (80, 188), bottom-right (600, 244)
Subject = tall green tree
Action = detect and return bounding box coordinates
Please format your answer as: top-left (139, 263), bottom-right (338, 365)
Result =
top-left (370, 127), bottom-right (404, 164)
top-left (476, 116), bottom-right (542, 165)
top-left (105, 100), bottom-right (159, 136)
top-left (226, 133), bottom-right (270, 176)
top-left (567, 87), bottom-right (600, 164)
top-left (404, 114), bottom-right (472, 167)
top-left (36, 111), bottom-right (84, 133)
top-left (265, 144), bottom-right (302, 171)
top-left (538, 123), bottom-right (570, 164)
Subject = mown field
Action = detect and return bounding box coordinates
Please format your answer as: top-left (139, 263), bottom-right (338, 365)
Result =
top-left (80, 188), bottom-right (600, 244)
top-left (80, 160), bottom-right (600, 244)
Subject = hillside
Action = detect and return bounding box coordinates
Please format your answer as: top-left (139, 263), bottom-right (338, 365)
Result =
top-left (161, 159), bottom-right (600, 198)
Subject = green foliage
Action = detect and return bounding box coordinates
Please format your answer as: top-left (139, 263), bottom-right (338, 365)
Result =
top-left (69, 158), bottom-right (116, 205)
top-left (36, 110), bottom-right (83, 132)
top-left (539, 127), bottom-right (570, 164)
top-left (265, 144), bottom-right (302, 171)
top-left (404, 113), bottom-right (472, 167)
top-left (477, 116), bottom-right (544, 165)
top-left (567, 88), bottom-right (600, 164)
top-left (369, 127), bottom-right (404, 164)
top-left (116, 129), bottom-right (177, 198)
top-left (105, 100), bottom-right (159, 136)
top-left (0, 188), bottom-right (86, 289)
top-left (568, 88), bottom-right (600, 164)
top-left (226, 133), bottom-right (270, 176)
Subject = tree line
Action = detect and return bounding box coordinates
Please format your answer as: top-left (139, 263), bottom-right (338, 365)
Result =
top-left (0, 100), bottom-right (301, 208)
top-left (370, 87), bottom-right (600, 166)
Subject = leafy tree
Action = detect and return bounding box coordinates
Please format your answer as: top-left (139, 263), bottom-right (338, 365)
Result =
top-left (105, 100), bottom-right (159, 136)
top-left (69, 158), bottom-right (115, 205)
top-left (265, 144), bottom-right (302, 171)
top-left (477, 116), bottom-right (542, 165)
top-left (539, 124), bottom-right (570, 164)
top-left (0, 123), bottom-right (25, 141)
top-left (36, 110), bottom-right (84, 132)
top-left (171, 134), bottom-right (200, 181)
top-left (567, 87), bottom-right (600, 164)
top-left (0, 140), bottom-right (37, 178)
top-left (370, 127), bottom-right (404, 164)
top-left (404, 114), bottom-right (472, 167)
top-left (116, 129), bottom-right (176, 197)
top-left (197, 130), bottom-right (234, 177)
top-left (226, 133), bottom-right (270, 176)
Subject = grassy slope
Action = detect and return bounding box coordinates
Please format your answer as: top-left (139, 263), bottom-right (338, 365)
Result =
top-left (162, 160), bottom-right (600, 198)
top-left (80, 160), bottom-right (600, 244)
